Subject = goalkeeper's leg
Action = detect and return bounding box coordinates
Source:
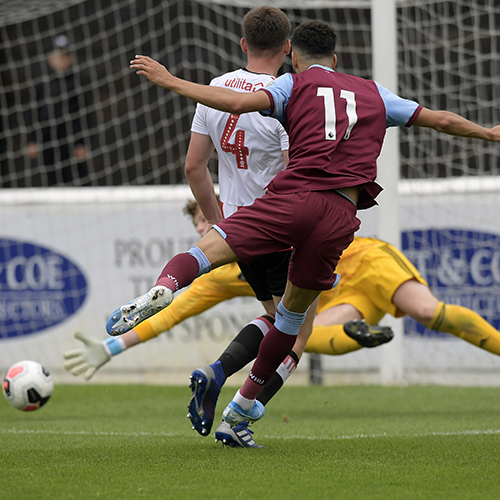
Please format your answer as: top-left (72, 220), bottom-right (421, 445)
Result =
top-left (305, 321), bottom-right (394, 354)
top-left (428, 303), bottom-right (500, 354)
top-left (393, 279), bottom-right (500, 355)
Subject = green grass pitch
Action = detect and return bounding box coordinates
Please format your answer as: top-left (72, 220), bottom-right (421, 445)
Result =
top-left (1, 384), bottom-right (499, 500)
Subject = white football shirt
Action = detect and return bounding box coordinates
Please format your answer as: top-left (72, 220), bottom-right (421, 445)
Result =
top-left (191, 68), bottom-right (289, 218)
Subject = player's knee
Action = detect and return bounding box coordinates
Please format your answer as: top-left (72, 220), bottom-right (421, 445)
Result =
top-left (410, 302), bottom-right (439, 326)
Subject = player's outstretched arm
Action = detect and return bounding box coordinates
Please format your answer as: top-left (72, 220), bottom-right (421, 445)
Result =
top-left (63, 332), bottom-right (119, 380)
top-left (414, 108), bottom-right (500, 142)
top-left (130, 55), bottom-right (270, 114)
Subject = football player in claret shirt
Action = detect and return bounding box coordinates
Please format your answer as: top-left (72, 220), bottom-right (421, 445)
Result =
top-left (113, 18), bottom-right (500, 431)
top-left (183, 6), bottom-right (319, 439)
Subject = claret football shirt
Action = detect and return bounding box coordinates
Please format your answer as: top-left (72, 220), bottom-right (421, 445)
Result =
top-left (259, 64), bottom-right (422, 208)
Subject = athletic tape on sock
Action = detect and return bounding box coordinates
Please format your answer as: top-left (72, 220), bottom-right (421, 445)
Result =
top-left (187, 246), bottom-right (211, 277)
top-left (250, 316), bottom-right (274, 336)
top-left (234, 389), bottom-right (255, 410)
top-left (276, 351), bottom-right (299, 382)
top-left (275, 301), bottom-right (306, 336)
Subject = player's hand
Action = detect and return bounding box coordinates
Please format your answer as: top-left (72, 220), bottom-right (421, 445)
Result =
top-left (490, 124), bottom-right (500, 142)
top-left (63, 332), bottom-right (111, 381)
top-left (130, 55), bottom-right (174, 89)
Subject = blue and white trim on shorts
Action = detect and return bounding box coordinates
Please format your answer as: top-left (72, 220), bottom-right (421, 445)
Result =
top-left (332, 274), bottom-right (341, 288)
top-left (212, 224), bottom-right (227, 239)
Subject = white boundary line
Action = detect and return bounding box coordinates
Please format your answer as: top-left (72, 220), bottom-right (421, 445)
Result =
top-left (2, 427), bottom-right (500, 440)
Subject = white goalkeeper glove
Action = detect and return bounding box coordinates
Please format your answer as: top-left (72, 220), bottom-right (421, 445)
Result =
top-left (63, 332), bottom-right (126, 381)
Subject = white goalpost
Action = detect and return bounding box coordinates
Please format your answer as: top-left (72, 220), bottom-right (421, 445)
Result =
top-left (371, 0), bottom-right (404, 384)
top-left (1, 0), bottom-right (500, 385)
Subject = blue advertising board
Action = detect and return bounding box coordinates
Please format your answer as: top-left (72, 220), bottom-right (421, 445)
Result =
top-left (402, 229), bottom-right (500, 337)
top-left (0, 239), bottom-right (88, 338)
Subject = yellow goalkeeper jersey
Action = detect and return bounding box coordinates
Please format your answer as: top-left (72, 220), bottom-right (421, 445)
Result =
top-left (318, 236), bottom-right (427, 322)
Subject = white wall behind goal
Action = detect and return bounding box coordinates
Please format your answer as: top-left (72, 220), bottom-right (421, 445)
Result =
top-left (2, 183), bottom-right (500, 386)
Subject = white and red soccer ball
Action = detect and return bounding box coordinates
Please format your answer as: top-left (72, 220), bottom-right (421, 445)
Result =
top-left (3, 360), bottom-right (54, 411)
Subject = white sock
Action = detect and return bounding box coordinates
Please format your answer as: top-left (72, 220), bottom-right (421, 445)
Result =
top-left (233, 389), bottom-right (254, 410)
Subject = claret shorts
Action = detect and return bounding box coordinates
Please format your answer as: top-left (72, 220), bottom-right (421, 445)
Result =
top-left (215, 189), bottom-right (360, 291)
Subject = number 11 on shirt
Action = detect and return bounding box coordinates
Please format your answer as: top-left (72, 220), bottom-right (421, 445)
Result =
top-left (317, 87), bottom-right (358, 141)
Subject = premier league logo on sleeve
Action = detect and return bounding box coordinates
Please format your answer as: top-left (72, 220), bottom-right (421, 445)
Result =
top-left (402, 229), bottom-right (500, 337)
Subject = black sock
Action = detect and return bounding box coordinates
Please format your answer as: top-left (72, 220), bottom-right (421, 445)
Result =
top-left (257, 350), bottom-right (299, 406)
top-left (217, 315), bottom-right (274, 378)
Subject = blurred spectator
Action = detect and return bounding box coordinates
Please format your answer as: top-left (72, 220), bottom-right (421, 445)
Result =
top-left (26, 35), bottom-right (91, 186)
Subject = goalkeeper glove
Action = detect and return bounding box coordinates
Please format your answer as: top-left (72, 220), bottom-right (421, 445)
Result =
top-left (63, 331), bottom-right (126, 381)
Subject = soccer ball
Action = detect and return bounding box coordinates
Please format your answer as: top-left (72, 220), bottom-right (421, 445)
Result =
top-left (2, 360), bottom-right (54, 411)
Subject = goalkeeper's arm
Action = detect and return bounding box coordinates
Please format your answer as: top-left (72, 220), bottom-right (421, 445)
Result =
top-left (63, 332), bottom-right (137, 381)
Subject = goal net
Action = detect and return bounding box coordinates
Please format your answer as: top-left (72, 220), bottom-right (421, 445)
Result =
top-left (1, 0), bottom-right (499, 385)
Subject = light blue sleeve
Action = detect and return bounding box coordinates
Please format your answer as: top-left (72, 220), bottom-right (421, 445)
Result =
top-left (375, 82), bottom-right (420, 128)
top-left (259, 73), bottom-right (294, 125)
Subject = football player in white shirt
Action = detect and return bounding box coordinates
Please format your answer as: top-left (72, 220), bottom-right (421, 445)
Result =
top-left (190, 69), bottom-right (289, 218)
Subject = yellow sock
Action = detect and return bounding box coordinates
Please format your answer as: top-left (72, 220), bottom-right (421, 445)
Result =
top-left (428, 302), bottom-right (500, 355)
top-left (305, 324), bottom-right (363, 355)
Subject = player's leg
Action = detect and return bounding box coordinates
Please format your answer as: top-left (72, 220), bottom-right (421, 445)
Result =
top-left (393, 279), bottom-right (500, 355)
top-left (305, 303), bottom-right (393, 355)
top-left (106, 229), bottom-right (237, 335)
top-left (187, 251), bottom-right (289, 436)
top-left (222, 281), bottom-right (320, 425)
top-left (253, 296), bottom-right (317, 407)
top-left (188, 313), bottom-right (275, 436)
top-left (214, 297), bottom-right (317, 447)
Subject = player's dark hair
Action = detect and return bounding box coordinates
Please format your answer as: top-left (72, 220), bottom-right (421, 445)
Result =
top-left (242, 6), bottom-right (291, 54)
top-left (291, 20), bottom-right (337, 59)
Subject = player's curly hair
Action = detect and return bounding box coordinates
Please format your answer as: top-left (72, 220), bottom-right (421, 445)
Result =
top-left (242, 6), bottom-right (290, 54)
top-left (291, 20), bottom-right (337, 59)
top-left (183, 199), bottom-right (199, 219)
top-left (183, 195), bottom-right (220, 220)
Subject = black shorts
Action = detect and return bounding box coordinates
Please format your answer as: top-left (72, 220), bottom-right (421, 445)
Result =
top-left (237, 250), bottom-right (292, 302)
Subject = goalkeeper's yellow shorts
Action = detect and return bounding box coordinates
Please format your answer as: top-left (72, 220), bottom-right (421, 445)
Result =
top-left (317, 243), bottom-right (428, 325)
